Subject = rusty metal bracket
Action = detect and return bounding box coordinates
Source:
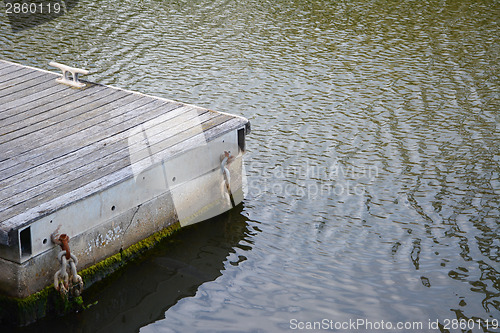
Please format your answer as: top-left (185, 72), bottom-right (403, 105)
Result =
top-left (221, 151), bottom-right (235, 207)
top-left (52, 233), bottom-right (71, 260)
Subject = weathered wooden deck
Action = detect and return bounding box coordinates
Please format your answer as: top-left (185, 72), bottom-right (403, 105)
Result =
top-left (0, 59), bottom-right (249, 252)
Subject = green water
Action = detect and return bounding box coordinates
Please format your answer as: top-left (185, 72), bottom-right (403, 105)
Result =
top-left (1, 0), bottom-right (499, 332)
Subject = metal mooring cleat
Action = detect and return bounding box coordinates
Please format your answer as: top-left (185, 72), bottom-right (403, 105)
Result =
top-left (49, 61), bottom-right (89, 88)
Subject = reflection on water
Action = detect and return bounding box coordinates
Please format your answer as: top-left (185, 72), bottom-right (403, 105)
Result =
top-left (4, 0), bottom-right (80, 32)
top-left (1, 0), bottom-right (499, 332)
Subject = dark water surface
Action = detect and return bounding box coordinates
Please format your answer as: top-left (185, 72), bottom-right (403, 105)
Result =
top-left (1, 0), bottom-right (499, 332)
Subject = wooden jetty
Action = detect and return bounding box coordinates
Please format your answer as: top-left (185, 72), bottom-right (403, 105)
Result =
top-left (0, 59), bottom-right (250, 306)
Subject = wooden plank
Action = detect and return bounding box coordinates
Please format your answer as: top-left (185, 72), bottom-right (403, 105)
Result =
top-left (126, 109), bottom-right (211, 157)
top-left (0, 85), bottom-right (111, 138)
top-left (3, 93), bottom-right (147, 158)
top-left (0, 112), bottom-right (227, 222)
top-left (0, 88), bottom-right (129, 152)
top-left (0, 65), bottom-right (32, 84)
top-left (128, 112), bottom-right (234, 164)
top-left (0, 60), bottom-right (18, 68)
top-left (104, 109), bottom-right (218, 167)
top-left (0, 112), bottom-right (224, 221)
top-left (0, 99), bottom-right (181, 180)
top-left (0, 84), bottom-right (106, 128)
top-left (0, 110), bottom-right (217, 208)
top-left (0, 63), bottom-right (24, 78)
top-left (2, 88), bottom-right (132, 146)
top-left (203, 117), bottom-right (248, 141)
top-left (0, 79), bottom-right (108, 119)
top-left (0, 69), bottom-right (47, 92)
top-left (0, 61), bottom-right (11, 70)
top-left (0, 108), bottom-right (218, 208)
top-left (0, 81), bottom-right (69, 115)
top-left (0, 77), bottom-right (59, 109)
top-left (0, 83), bottom-right (103, 127)
top-left (0, 99), bottom-right (170, 191)
top-left (1, 105), bottom-right (209, 195)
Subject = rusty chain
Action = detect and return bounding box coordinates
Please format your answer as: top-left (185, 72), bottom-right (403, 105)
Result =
top-left (51, 233), bottom-right (83, 297)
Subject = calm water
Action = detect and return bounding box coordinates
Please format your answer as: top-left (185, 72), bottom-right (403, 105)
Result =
top-left (1, 0), bottom-right (499, 332)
